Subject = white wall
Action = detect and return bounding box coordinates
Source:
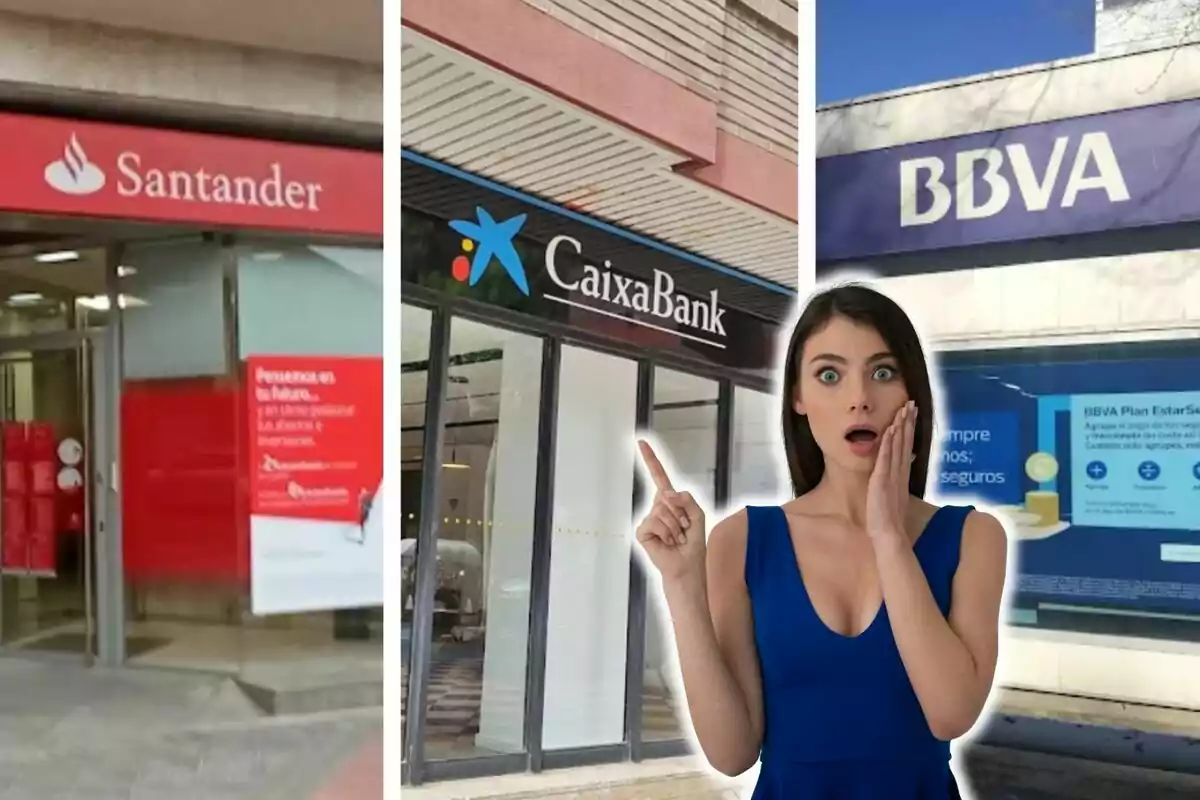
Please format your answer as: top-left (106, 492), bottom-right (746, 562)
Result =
top-left (0, 10), bottom-right (380, 133)
top-left (817, 39), bottom-right (1200, 157)
top-left (1096, 0), bottom-right (1200, 58)
top-left (876, 249), bottom-right (1200, 347)
top-left (542, 345), bottom-right (637, 750)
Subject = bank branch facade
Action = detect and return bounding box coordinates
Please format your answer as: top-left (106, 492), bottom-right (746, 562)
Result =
top-left (818, 46), bottom-right (1200, 721)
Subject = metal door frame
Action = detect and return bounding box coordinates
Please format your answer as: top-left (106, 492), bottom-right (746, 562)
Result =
top-left (0, 327), bottom-right (122, 666)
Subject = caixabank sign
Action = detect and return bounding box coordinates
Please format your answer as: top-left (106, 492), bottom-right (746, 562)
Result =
top-left (401, 151), bottom-right (787, 376)
top-left (817, 98), bottom-right (1200, 262)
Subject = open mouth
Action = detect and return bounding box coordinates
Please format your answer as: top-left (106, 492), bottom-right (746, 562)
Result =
top-left (844, 425), bottom-right (879, 445)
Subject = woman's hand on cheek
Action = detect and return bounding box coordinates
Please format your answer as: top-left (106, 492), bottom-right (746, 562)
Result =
top-left (866, 400), bottom-right (916, 547)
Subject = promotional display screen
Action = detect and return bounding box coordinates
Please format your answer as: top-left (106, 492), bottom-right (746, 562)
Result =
top-left (938, 349), bottom-right (1200, 615)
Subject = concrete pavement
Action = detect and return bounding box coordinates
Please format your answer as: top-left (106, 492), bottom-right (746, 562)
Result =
top-left (0, 657), bottom-right (381, 799)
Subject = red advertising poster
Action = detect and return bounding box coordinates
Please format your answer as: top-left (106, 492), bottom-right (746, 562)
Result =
top-left (0, 112), bottom-right (380, 237)
top-left (246, 356), bottom-right (382, 524)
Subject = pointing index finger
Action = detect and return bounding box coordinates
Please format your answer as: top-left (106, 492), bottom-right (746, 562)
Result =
top-left (637, 440), bottom-right (675, 493)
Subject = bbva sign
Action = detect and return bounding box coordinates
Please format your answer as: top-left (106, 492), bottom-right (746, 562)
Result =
top-left (899, 131), bottom-right (1130, 228)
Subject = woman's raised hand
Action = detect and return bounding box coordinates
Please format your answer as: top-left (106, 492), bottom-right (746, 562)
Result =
top-left (634, 440), bottom-right (707, 584)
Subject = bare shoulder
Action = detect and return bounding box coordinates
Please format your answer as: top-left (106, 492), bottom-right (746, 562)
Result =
top-left (707, 508), bottom-right (750, 580)
top-left (957, 508), bottom-right (1010, 584)
top-left (962, 508), bottom-right (1009, 553)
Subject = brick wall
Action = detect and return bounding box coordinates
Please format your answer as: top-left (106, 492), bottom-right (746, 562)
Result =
top-left (521, 0), bottom-right (798, 162)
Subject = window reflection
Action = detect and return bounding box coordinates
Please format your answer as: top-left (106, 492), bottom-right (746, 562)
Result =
top-left (419, 317), bottom-right (543, 761)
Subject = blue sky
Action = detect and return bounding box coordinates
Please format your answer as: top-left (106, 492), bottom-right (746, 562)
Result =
top-left (817, 0), bottom-right (1096, 105)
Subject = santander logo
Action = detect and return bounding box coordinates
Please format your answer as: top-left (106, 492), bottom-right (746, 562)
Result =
top-left (44, 134), bottom-right (106, 195)
top-left (42, 132), bottom-right (325, 212)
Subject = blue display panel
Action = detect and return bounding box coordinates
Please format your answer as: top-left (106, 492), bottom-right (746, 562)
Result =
top-left (937, 347), bottom-right (1200, 615)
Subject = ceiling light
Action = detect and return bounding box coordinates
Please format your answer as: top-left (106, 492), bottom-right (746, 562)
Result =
top-left (75, 294), bottom-right (148, 312)
top-left (253, 251), bottom-right (285, 261)
top-left (7, 293), bottom-right (44, 306)
top-left (117, 265), bottom-right (137, 278)
top-left (35, 251), bottom-right (79, 264)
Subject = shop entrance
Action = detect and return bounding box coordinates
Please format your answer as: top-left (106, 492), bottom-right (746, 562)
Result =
top-left (0, 244), bottom-right (117, 665)
top-left (0, 336), bottom-right (100, 661)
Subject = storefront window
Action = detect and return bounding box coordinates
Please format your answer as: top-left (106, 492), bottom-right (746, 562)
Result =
top-left (642, 368), bottom-right (718, 742)
top-left (421, 317), bottom-right (543, 761)
top-left (543, 345), bottom-right (638, 750)
top-left (401, 303), bottom-right (433, 755)
top-left (731, 387), bottom-right (787, 502)
top-left (879, 256), bottom-right (1200, 642)
top-left (120, 239), bottom-right (386, 689)
top-left (120, 239), bottom-right (240, 668)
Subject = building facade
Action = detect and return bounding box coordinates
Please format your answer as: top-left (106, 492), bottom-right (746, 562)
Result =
top-left (818, 36), bottom-right (1200, 716)
top-left (400, 0), bottom-right (800, 786)
top-left (0, 1), bottom-right (383, 712)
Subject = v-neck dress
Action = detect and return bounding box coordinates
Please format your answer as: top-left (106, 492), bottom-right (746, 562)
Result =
top-left (744, 504), bottom-right (972, 799)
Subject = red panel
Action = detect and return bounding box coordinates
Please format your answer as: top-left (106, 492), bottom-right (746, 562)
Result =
top-left (121, 378), bottom-right (246, 583)
top-left (0, 112), bottom-right (380, 236)
top-left (246, 356), bottom-right (383, 523)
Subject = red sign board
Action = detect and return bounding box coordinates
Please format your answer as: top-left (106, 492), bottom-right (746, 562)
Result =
top-left (246, 356), bottom-right (382, 524)
top-left (0, 112), bottom-right (380, 237)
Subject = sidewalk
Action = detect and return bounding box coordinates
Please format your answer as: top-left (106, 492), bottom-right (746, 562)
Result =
top-left (0, 657), bottom-right (381, 799)
top-left (401, 688), bottom-right (1200, 800)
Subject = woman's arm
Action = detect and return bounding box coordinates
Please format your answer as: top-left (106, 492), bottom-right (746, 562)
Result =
top-left (662, 509), bottom-right (765, 777)
top-left (873, 509), bottom-right (1009, 740)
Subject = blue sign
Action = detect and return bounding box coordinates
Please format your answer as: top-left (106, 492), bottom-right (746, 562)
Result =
top-left (939, 351), bottom-right (1200, 615)
top-left (817, 98), bottom-right (1200, 261)
top-left (937, 411), bottom-right (1023, 504)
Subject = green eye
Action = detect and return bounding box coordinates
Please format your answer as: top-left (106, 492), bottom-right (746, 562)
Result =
top-left (817, 368), bottom-right (839, 384)
top-left (873, 365), bottom-right (897, 381)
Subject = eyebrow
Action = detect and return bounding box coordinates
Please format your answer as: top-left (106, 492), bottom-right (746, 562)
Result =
top-left (807, 351), bottom-right (894, 365)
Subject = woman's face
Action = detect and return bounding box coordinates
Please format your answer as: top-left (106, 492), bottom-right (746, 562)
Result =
top-left (793, 315), bottom-right (911, 475)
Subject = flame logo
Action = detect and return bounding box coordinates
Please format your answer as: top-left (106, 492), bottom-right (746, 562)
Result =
top-left (62, 134), bottom-right (89, 182)
top-left (44, 133), bottom-right (106, 195)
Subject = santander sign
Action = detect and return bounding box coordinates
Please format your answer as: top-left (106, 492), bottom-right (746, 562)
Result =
top-left (0, 111), bottom-right (380, 236)
top-left (45, 134), bottom-right (325, 212)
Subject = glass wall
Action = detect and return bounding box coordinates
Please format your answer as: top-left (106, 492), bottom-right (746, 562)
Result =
top-left (120, 239), bottom-right (385, 689)
top-left (641, 368), bottom-right (719, 742)
top-left (732, 387), bottom-right (788, 501)
top-left (420, 317), bottom-right (543, 761)
top-left (879, 253), bottom-right (1200, 642)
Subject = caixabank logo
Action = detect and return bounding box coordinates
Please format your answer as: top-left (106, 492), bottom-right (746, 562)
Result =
top-left (448, 206), bottom-right (728, 349)
top-left (449, 207), bottom-right (531, 295)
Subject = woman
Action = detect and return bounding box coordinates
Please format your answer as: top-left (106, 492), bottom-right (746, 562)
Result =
top-left (635, 283), bottom-right (1008, 799)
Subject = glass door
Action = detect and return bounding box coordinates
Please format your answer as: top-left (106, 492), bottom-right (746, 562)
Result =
top-left (0, 333), bottom-right (100, 663)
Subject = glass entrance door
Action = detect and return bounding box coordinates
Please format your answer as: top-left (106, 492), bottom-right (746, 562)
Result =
top-left (0, 334), bottom-right (100, 662)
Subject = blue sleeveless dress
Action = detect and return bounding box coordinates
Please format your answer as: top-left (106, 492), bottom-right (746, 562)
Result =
top-left (744, 504), bottom-right (972, 799)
